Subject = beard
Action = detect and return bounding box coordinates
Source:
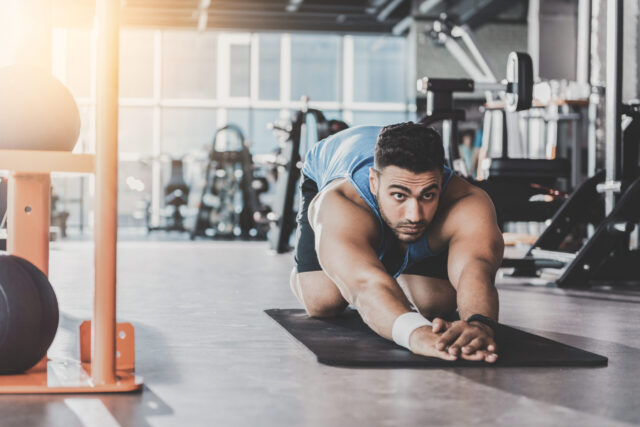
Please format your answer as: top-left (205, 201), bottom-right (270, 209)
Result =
top-left (378, 203), bottom-right (427, 244)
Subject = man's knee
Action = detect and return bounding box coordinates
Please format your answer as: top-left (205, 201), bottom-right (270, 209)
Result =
top-left (398, 275), bottom-right (457, 320)
top-left (291, 270), bottom-right (348, 318)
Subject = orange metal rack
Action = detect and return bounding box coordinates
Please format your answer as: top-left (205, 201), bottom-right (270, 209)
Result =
top-left (0, 0), bottom-right (143, 394)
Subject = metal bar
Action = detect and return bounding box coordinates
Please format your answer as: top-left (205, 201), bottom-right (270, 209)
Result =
top-left (418, 0), bottom-right (442, 14)
top-left (93, 0), bottom-right (120, 386)
top-left (576, 0), bottom-right (592, 84)
top-left (571, 118), bottom-right (580, 188)
top-left (527, 0), bottom-right (540, 79)
top-left (392, 15), bottom-right (412, 35)
top-left (0, 151), bottom-right (95, 174)
top-left (377, 0), bottom-right (404, 21)
top-left (588, 90), bottom-right (599, 176)
top-left (7, 174), bottom-right (50, 275)
top-left (530, 248), bottom-right (577, 263)
top-left (441, 35), bottom-right (488, 82)
top-left (605, 0), bottom-right (623, 214)
top-left (453, 25), bottom-right (497, 81)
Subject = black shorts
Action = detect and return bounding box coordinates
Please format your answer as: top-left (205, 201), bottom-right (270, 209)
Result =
top-left (294, 174), bottom-right (449, 280)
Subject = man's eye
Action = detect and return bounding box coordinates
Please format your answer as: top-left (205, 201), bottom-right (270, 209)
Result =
top-left (392, 193), bottom-right (405, 200)
top-left (422, 193), bottom-right (435, 200)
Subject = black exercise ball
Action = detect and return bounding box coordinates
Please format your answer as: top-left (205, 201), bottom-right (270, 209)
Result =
top-left (0, 255), bottom-right (59, 374)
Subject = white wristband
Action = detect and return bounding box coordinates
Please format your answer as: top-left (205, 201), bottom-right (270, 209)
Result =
top-left (392, 312), bottom-right (433, 350)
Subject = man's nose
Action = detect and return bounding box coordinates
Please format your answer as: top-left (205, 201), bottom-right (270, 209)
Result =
top-left (404, 198), bottom-right (423, 223)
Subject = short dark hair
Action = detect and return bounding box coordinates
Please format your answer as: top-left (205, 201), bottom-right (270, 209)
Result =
top-left (374, 122), bottom-right (445, 173)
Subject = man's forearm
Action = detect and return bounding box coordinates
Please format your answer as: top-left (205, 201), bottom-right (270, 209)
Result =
top-left (351, 270), bottom-right (413, 340)
top-left (455, 263), bottom-right (499, 322)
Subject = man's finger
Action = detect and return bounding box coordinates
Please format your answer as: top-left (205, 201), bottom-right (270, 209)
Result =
top-left (431, 318), bottom-right (447, 333)
top-left (450, 330), bottom-right (477, 355)
top-left (484, 352), bottom-right (499, 363)
top-left (437, 350), bottom-right (458, 361)
top-left (435, 323), bottom-right (463, 351)
top-left (460, 349), bottom-right (487, 361)
top-left (462, 337), bottom-right (486, 355)
top-left (486, 338), bottom-right (498, 353)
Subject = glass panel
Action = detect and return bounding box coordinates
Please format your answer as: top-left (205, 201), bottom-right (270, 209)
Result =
top-left (162, 31), bottom-right (216, 99)
top-left (118, 160), bottom-right (152, 228)
top-left (223, 109), bottom-right (250, 151)
top-left (353, 36), bottom-right (406, 103)
top-left (119, 107), bottom-right (154, 153)
top-left (251, 109), bottom-right (283, 154)
top-left (51, 175), bottom-right (90, 235)
top-left (291, 34), bottom-right (340, 102)
top-left (258, 34), bottom-right (280, 100)
top-left (351, 111), bottom-right (408, 127)
top-left (161, 108), bottom-right (217, 156)
top-left (120, 30), bottom-right (154, 98)
top-left (230, 44), bottom-right (250, 98)
top-left (66, 29), bottom-right (92, 98)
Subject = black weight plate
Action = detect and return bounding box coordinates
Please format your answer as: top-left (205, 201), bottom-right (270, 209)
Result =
top-left (0, 255), bottom-right (45, 373)
top-left (12, 256), bottom-right (59, 364)
top-left (505, 51), bottom-right (534, 112)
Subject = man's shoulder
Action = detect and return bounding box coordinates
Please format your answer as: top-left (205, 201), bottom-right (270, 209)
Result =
top-left (430, 176), bottom-right (495, 240)
top-left (315, 178), bottom-right (374, 216)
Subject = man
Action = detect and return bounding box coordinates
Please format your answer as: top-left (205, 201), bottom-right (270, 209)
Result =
top-left (289, 123), bottom-right (504, 362)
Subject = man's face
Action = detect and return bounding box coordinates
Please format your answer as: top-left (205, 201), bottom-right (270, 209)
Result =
top-left (369, 166), bottom-right (443, 244)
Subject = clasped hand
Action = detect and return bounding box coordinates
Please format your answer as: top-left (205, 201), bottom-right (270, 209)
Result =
top-left (433, 318), bottom-right (498, 362)
top-left (415, 318), bottom-right (498, 363)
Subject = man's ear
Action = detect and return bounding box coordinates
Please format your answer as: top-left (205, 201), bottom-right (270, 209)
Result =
top-left (369, 167), bottom-right (379, 194)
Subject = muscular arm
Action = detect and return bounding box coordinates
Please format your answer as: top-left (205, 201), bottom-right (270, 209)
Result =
top-left (445, 189), bottom-right (503, 322)
top-left (308, 189), bottom-right (411, 340)
top-left (428, 186), bottom-right (503, 361)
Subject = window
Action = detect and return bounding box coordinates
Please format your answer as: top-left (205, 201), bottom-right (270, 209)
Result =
top-left (118, 160), bottom-right (152, 228)
top-left (251, 109), bottom-right (283, 154)
top-left (120, 31), bottom-right (155, 98)
top-left (291, 34), bottom-right (341, 102)
top-left (258, 34), bottom-right (280, 100)
top-left (49, 29), bottom-right (413, 235)
top-left (224, 109), bottom-right (251, 151)
top-left (162, 108), bottom-right (217, 156)
top-left (119, 107), bottom-right (154, 153)
top-left (230, 45), bottom-right (250, 98)
top-left (353, 36), bottom-right (406, 103)
top-left (162, 32), bottom-right (217, 99)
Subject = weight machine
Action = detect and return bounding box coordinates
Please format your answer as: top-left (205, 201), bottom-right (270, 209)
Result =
top-left (503, 0), bottom-right (640, 290)
top-left (266, 106), bottom-right (348, 253)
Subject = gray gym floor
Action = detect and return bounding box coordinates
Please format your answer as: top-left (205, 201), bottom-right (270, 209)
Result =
top-left (1, 240), bottom-right (639, 427)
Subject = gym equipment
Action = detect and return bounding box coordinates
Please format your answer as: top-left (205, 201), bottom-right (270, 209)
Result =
top-left (0, 255), bottom-right (59, 374)
top-left (417, 51), bottom-right (533, 166)
top-left (504, 0), bottom-right (640, 290)
top-left (0, 65), bottom-right (81, 152)
top-left (145, 156), bottom-right (191, 233)
top-left (192, 124), bottom-right (269, 240)
top-left (418, 51), bottom-right (570, 228)
top-left (0, 0), bottom-right (142, 393)
top-left (266, 309), bottom-right (608, 368)
top-left (0, 177), bottom-right (6, 251)
top-left (266, 107), bottom-right (348, 253)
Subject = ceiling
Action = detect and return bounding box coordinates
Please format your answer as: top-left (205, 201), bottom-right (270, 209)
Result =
top-left (53, 0), bottom-right (528, 34)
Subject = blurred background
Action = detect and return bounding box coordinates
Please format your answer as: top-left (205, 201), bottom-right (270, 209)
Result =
top-left (1, 0), bottom-right (636, 245)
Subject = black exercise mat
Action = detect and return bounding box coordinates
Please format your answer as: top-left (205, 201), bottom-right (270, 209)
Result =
top-left (265, 309), bottom-right (608, 367)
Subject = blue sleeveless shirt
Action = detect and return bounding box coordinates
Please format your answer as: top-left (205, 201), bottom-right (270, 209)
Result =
top-left (302, 125), bottom-right (454, 278)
